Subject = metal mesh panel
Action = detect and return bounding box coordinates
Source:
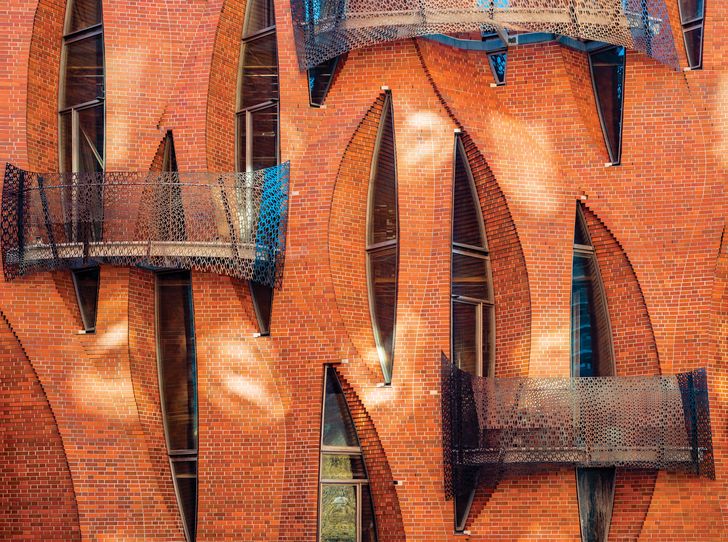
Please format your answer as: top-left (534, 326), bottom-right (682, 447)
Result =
top-left (291, 0), bottom-right (678, 69)
top-left (441, 356), bottom-right (715, 499)
top-left (1, 162), bottom-right (289, 288)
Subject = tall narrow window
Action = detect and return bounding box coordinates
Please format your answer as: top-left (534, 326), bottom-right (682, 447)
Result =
top-left (366, 93), bottom-right (398, 384)
top-left (571, 205), bottom-right (616, 542)
top-left (156, 271), bottom-right (198, 542)
top-left (158, 132), bottom-right (186, 242)
top-left (589, 46), bottom-right (625, 165)
top-left (72, 266), bottom-right (100, 332)
top-left (308, 56), bottom-right (339, 107)
top-left (678, 0), bottom-right (705, 69)
top-left (60, 0), bottom-right (105, 174)
top-left (237, 0), bottom-right (279, 334)
top-left (487, 51), bottom-right (507, 86)
top-left (451, 135), bottom-right (494, 377)
top-left (319, 366), bottom-right (378, 542)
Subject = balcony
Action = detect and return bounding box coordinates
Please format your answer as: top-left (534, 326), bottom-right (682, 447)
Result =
top-left (441, 355), bottom-right (715, 521)
top-left (1, 162), bottom-right (289, 288)
top-left (291, 0), bottom-right (677, 68)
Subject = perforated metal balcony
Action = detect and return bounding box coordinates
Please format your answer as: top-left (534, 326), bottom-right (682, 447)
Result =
top-left (1, 163), bottom-right (289, 288)
top-left (441, 354), bottom-right (715, 503)
top-left (291, 0), bottom-right (678, 69)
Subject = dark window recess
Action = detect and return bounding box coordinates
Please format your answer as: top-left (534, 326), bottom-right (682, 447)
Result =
top-left (249, 281), bottom-right (274, 335)
top-left (451, 135), bottom-right (494, 377)
top-left (487, 51), bottom-right (507, 85)
top-left (678, 0), bottom-right (705, 69)
top-left (72, 266), bottom-right (100, 331)
top-left (366, 93), bottom-right (398, 384)
top-left (60, 0), bottom-right (105, 174)
top-left (308, 56), bottom-right (340, 107)
top-left (589, 46), bottom-right (625, 165)
top-left (319, 366), bottom-right (378, 542)
top-left (576, 468), bottom-right (616, 542)
top-left (157, 132), bottom-right (186, 242)
top-left (571, 205), bottom-right (616, 542)
top-left (156, 271), bottom-right (198, 542)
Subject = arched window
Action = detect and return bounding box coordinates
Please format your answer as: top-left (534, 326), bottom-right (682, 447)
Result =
top-left (366, 92), bottom-right (398, 384)
top-left (678, 0), bottom-right (705, 69)
top-left (237, 0), bottom-right (279, 334)
top-left (589, 46), bottom-right (625, 166)
top-left (156, 271), bottom-right (198, 541)
top-left (571, 205), bottom-right (616, 542)
top-left (72, 266), bottom-right (100, 332)
top-left (451, 135), bottom-right (494, 377)
top-left (60, 0), bottom-right (105, 174)
top-left (319, 366), bottom-right (378, 542)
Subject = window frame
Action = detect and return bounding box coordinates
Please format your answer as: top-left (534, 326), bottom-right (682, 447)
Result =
top-left (677, 0), bottom-right (706, 69)
top-left (587, 45), bottom-right (625, 166)
top-left (59, 0), bottom-right (105, 174)
top-left (155, 270), bottom-right (199, 542)
top-left (318, 366), bottom-right (378, 542)
top-left (365, 92), bottom-right (399, 385)
top-left (450, 135), bottom-right (495, 378)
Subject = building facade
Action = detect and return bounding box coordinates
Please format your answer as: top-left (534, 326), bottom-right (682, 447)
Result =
top-left (0, 0), bottom-right (726, 540)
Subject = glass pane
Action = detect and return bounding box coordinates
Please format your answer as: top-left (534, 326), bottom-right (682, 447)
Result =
top-left (172, 458), bottom-right (198, 541)
top-left (309, 56), bottom-right (338, 106)
top-left (240, 33), bottom-right (279, 110)
top-left (73, 267), bottom-right (99, 331)
top-left (321, 484), bottom-right (356, 542)
top-left (482, 304), bottom-right (493, 377)
top-left (251, 105), bottom-right (278, 170)
top-left (77, 104), bottom-right (104, 172)
top-left (684, 26), bottom-right (703, 69)
top-left (322, 366), bottom-right (359, 448)
top-left (574, 212), bottom-right (591, 246)
top-left (453, 300), bottom-right (478, 375)
top-left (67, 0), bottom-right (102, 33)
top-left (236, 113), bottom-right (247, 172)
top-left (157, 271), bottom-right (198, 452)
top-left (577, 467), bottom-right (615, 542)
top-left (60, 112), bottom-right (73, 173)
top-left (244, 0), bottom-right (275, 37)
top-left (361, 485), bottom-right (377, 542)
top-left (679, 0), bottom-right (704, 21)
top-left (488, 52), bottom-right (507, 85)
top-left (368, 246), bottom-right (396, 381)
top-left (590, 47), bottom-right (625, 163)
top-left (63, 34), bottom-right (104, 108)
top-left (368, 100), bottom-right (397, 245)
top-left (452, 252), bottom-right (489, 300)
top-left (322, 454), bottom-right (366, 480)
top-left (453, 144), bottom-right (485, 248)
top-left (249, 280), bottom-right (273, 334)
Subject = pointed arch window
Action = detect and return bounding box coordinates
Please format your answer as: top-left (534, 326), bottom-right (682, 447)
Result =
top-left (589, 46), bottom-right (625, 166)
top-left (156, 271), bottom-right (198, 542)
top-left (571, 205), bottom-right (616, 542)
top-left (451, 135), bottom-right (494, 377)
top-left (158, 132), bottom-right (186, 242)
top-left (60, 0), bottom-right (105, 174)
top-left (319, 366), bottom-right (378, 542)
top-left (308, 56), bottom-right (339, 107)
top-left (72, 266), bottom-right (100, 332)
top-left (237, 0), bottom-right (279, 335)
top-left (678, 0), bottom-right (705, 69)
top-left (366, 93), bottom-right (398, 384)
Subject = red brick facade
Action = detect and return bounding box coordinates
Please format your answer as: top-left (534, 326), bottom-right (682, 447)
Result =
top-left (0, 0), bottom-right (725, 540)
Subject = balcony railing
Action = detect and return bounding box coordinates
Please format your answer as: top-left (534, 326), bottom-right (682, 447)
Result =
top-left (291, 0), bottom-right (678, 69)
top-left (1, 162), bottom-right (289, 288)
top-left (441, 354), bottom-right (715, 504)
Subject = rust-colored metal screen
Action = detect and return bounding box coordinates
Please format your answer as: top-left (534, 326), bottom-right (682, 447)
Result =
top-left (441, 355), bottom-right (715, 499)
top-left (291, 0), bottom-right (678, 69)
top-left (1, 163), bottom-right (289, 287)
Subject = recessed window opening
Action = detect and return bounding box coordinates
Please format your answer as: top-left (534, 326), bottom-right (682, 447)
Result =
top-left (156, 270), bottom-right (198, 541)
top-left (237, 0), bottom-right (279, 335)
top-left (319, 366), bottom-right (378, 542)
top-left (451, 135), bottom-right (494, 377)
top-left (571, 205), bottom-right (616, 542)
top-left (72, 266), bottom-right (100, 332)
top-left (678, 0), bottom-right (705, 69)
top-left (366, 92), bottom-right (398, 384)
top-left (158, 132), bottom-right (186, 243)
top-left (308, 56), bottom-right (340, 107)
top-left (487, 51), bottom-right (507, 86)
top-left (588, 46), bottom-right (625, 166)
